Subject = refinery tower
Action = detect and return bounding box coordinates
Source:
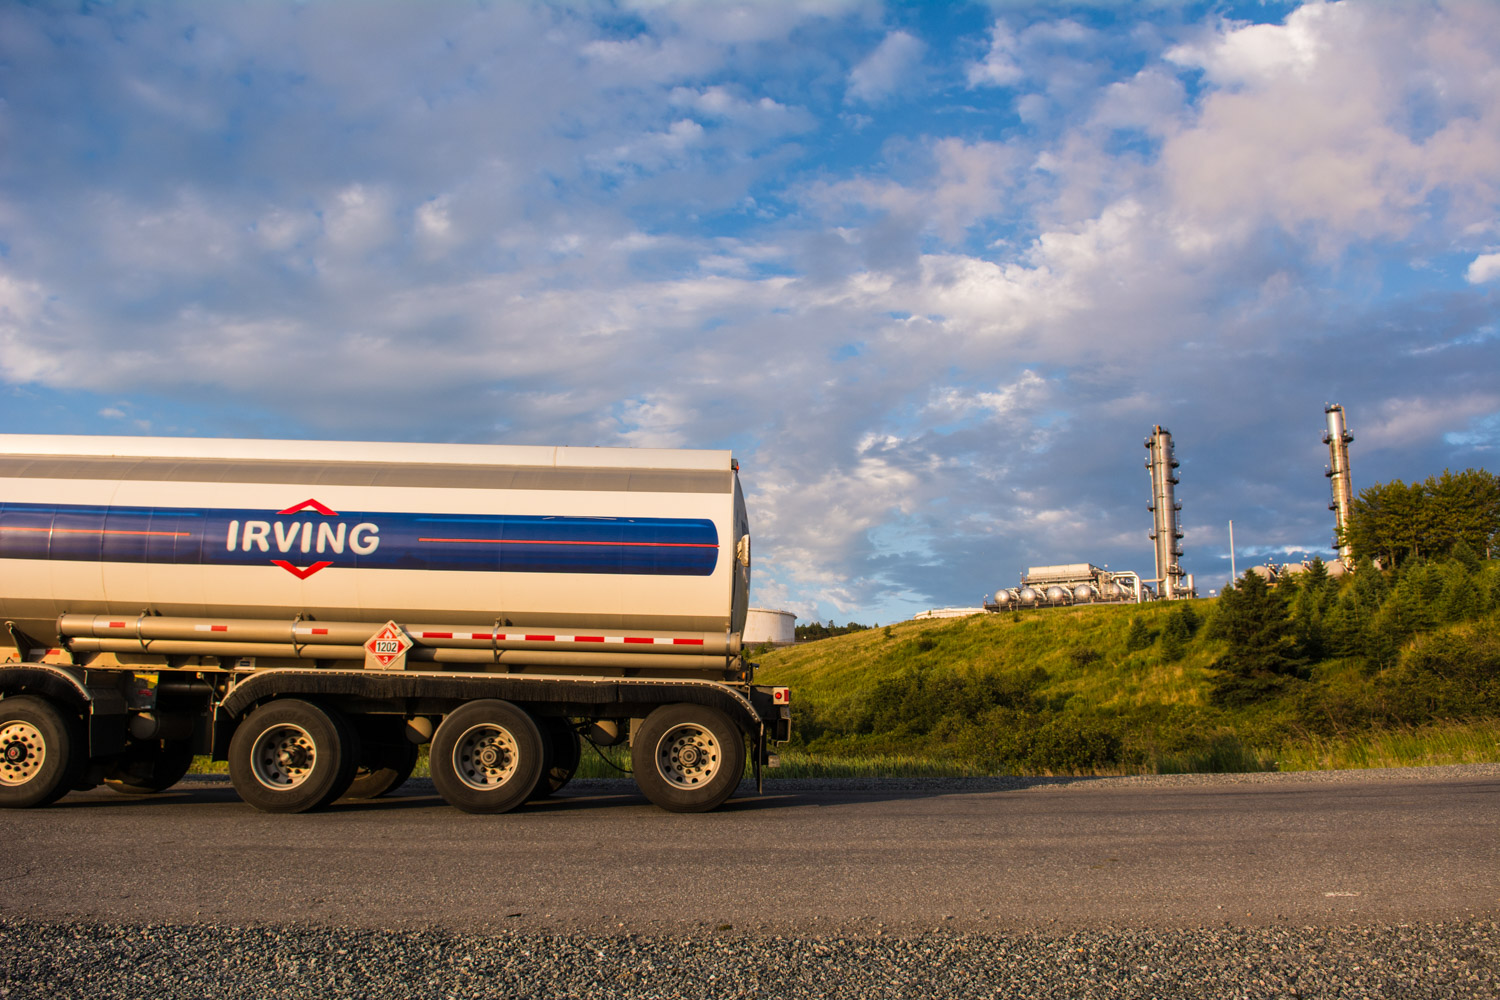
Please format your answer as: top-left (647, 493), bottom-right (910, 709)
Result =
top-left (1323, 403), bottom-right (1355, 564)
top-left (1144, 425), bottom-right (1193, 599)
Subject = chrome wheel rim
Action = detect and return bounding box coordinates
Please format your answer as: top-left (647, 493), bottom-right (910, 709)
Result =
top-left (452, 723), bottom-right (520, 791)
top-left (0, 721), bottom-right (46, 787)
top-left (250, 723), bottom-right (317, 790)
top-left (655, 723), bottom-right (721, 790)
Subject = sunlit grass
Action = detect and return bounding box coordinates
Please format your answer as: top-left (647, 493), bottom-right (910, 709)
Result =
top-left (1271, 721), bottom-right (1500, 771)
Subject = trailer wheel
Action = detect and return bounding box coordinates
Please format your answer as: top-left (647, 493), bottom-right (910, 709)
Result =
top-left (430, 700), bottom-right (544, 814)
top-left (228, 700), bottom-right (359, 813)
top-left (631, 704), bottom-right (745, 813)
top-left (105, 739), bottom-right (195, 795)
top-left (345, 738), bottom-right (419, 800)
top-left (531, 717), bottom-right (581, 800)
top-left (0, 696), bottom-right (85, 808)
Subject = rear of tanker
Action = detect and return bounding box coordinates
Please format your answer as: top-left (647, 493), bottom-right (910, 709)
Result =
top-left (0, 435), bottom-right (790, 814)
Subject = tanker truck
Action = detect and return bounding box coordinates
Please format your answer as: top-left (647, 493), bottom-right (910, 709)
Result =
top-left (0, 434), bottom-right (790, 815)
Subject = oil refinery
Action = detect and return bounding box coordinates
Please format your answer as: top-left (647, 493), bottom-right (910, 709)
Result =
top-left (959, 404), bottom-right (1361, 616)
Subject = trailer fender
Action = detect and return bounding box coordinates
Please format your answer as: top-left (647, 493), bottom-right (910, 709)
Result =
top-left (217, 669), bottom-right (764, 734)
top-left (0, 664), bottom-right (90, 712)
top-left (0, 664), bottom-right (130, 757)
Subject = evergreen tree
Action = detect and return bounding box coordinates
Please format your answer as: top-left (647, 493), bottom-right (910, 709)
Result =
top-left (1351, 556), bottom-right (1389, 613)
top-left (1347, 479), bottom-right (1426, 565)
top-left (1125, 617), bottom-right (1153, 652)
top-left (1291, 584), bottom-right (1327, 660)
top-left (1176, 602), bottom-right (1201, 636)
top-left (1448, 539), bottom-right (1483, 573)
top-left (1159, 605), bottom-right (1195, 662)
top-left (1205, 570), bottom-right (1305, 677)
top-left (1322, 592), bottom-right (1366, 659)
top-left (1437, 564), bottom-right (1483, 623)
top-left (1423, 469), bottom-right (1500, 556)
top-left (1301, 556), bottom-right (1341, 614)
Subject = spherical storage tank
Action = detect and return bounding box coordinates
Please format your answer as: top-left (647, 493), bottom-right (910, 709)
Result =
top-left (1018, 587), bottom-right (1040, 605)
top-left (1044, 585), bottom-right (1069, 604)
top-left (744, 607), bottom-right (796, 646)
top-left (994, 589), bottom-right (1015, 604)
top-left (1072, 584), bottom-right (1096, 603)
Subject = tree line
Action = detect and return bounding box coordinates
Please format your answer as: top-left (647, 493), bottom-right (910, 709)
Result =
top-left (1344, 468), bottom-right (1499, 566)
top-left (795, 620), bottom-right (872, 641)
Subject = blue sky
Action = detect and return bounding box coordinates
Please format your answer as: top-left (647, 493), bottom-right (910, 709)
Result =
top-left (3, 0), bottom-right (1498, 624)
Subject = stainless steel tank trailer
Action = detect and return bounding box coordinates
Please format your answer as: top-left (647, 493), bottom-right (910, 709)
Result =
top-left (0, 435), bottom-right (791, 814)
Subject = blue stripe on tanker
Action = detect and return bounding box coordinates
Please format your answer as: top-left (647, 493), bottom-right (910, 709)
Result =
top-left (0, 503), bottom-right (719, 577)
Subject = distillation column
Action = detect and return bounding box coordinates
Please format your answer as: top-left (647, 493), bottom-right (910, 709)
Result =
top-left (1323, 403), bottom-right (1355, 564)
top-left (1145, 425), bottom-right (1186, 599)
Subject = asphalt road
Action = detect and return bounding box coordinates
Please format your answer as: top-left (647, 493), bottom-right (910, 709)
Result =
top-left (1, 766), bottom-right (1495, 935)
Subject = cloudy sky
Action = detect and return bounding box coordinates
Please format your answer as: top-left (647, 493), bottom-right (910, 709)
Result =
top-left (3, 0), bottom-right (1498, 624)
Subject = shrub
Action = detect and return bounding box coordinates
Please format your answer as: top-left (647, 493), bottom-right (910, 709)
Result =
top-left (1125, 617), bottom-right (1154, 652)
top-left (1069, 646), bottom-right (1102, 667)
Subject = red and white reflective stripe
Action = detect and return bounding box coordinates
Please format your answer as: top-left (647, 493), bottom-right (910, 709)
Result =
top-left (292, 627), bottom-right (331, 635)
top-left (411, 631), bottom-right (706, 646)
top-left (193, 624), bottom-right (229, 632)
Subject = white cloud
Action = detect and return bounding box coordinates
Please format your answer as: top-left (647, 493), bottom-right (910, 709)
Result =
top-left (924, 371), bottom-right (1049, 422)
top-left (590, 119), bottom-right (707, 174)
top-left (254, 207), bottom-right (317, 254)
top-left (1160, 1), bottom-right (1500, 252)
top-left (1357, 393), bottom-right (1500, 451)
top-left (322, 184), bottom-right (395, 255)
top-left (0, 272), bottom-right (59, 384)
top-left (1466, 252), bottom-right (1500, 284)
top-left (1166, 9), bottom-right (1326, 86)
top-left (847, 30), bottom-right (924, 103)
top-left (967, 23), bottom-right (1023, 88)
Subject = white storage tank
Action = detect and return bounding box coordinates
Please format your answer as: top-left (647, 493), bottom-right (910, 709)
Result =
top-left (744, 607), bottom-right (796, 646)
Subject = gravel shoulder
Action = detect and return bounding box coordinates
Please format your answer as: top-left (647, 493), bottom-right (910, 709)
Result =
top-left (2, 918), bottom-right (1496, 999)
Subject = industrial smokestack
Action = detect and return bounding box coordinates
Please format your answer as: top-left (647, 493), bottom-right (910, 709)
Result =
top-left (1323, 403), bottom-right (1355, 564)
top-left (1144, 425), bottom-right (1186, 599)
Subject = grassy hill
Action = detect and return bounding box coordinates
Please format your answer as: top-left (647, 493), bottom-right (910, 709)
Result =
top-left (752, 587), bottom-right (1500, 777)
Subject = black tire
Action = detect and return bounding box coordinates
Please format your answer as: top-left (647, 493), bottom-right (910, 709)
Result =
top-left (345, 738), bottom-right (419, 800)
top-left (429, 700), bottom-right (544, 814)
top-left (531, 716), bottom-right (580, 799)
top-left (631, 704), bottom-right (745, 813)
top-left (0, 696), bottom-right (86, 808)
top-left (228, 700), bottom-right (359, 813)
top-left (104, 739), bottom-right (196, 795)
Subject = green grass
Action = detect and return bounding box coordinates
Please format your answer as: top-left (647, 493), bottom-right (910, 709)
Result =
top-left (1270, 720), bottom-right (1500, 771)
top-left (752, 599), bottom-right (1500, 777)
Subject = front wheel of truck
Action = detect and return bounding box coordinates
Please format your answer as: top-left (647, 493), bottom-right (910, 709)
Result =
top-left (631, 704), bottom-right (744, 813)
top-left (0, 695), bottom-right (86, 808)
